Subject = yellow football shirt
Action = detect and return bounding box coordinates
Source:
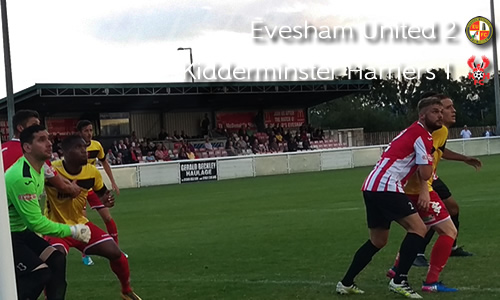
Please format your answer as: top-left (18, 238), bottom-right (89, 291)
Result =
top-left (87, 140), bottom-right (105, 165)
top-left (404, 126), bottom-right (448, 195)
top-left (45, 160), bottom-right (105, 225)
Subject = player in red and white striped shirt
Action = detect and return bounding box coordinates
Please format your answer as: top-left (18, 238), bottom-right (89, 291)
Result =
top-left (337, 97), bottom-right (443, 299)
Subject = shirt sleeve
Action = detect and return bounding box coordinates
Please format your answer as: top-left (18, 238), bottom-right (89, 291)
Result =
top-left (92, 166), bottom-right (105, 193)
top-left (43, 161), bottom-right (57, 179)
top-left (8, 178), bottom-right (71, 237)
top-left (414, 135), bottom-right (433, 165)
top-left (97, 142), bottom-right (105, 161)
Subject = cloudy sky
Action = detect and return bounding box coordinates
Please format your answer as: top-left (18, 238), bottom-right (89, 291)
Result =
top-left (0, 0), bottom-right (497, 96)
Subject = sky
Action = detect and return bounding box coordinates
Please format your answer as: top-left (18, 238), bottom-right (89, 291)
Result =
top-left (0, 0), bottom-right (498, 97)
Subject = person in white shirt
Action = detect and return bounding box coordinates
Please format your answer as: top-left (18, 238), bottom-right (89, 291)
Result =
top-left (460, 125), bottom-right (472, 139)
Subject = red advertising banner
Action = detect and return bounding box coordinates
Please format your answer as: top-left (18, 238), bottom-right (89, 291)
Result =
top-left (264, 110), bottom-right (305, 128)
top-left (216, 110), bottom-right (306, 131)
top-left (216, 111), bottom-right (257, 131)
top-left (46, 118), bottom-right (79, 136)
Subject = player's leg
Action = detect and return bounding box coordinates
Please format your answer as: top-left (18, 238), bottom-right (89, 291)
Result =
top-left (82, 223), bottom-right (141, 300)
top-left (422, 219), bottom-right (457, 292)
top-left (88, 190), bottom-right (120, 244)
top-left (337, 192), bottom-right (390, 295)
top-left (434, 178), bottom-right (472, 256)
top-left (12, 233), bottom-right (52, 300)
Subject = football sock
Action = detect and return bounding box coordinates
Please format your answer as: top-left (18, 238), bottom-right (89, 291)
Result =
top-left (394, 233), bottom-right (423, 284)
top-left (451, 213), bottom-right (459, 248)
top-left (426, 235), bottom-right (454, 284)
top-left (105, 219), bottom-right (119, 244)
top-left (341, 240), bottom-right (380, 286)
top-left (110, 253), bottom-right (132, 294)
top-left (44, 251), bottom-right (67, 300)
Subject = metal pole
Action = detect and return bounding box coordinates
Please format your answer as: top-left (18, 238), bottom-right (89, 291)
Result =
top-left (0, 0), bottom-right (18, 298)
top-left (1, 0), bottom-right (14, 139)
top-left (491, 0), bottom-right (500, 135)
top-left (189, 49), bottom-right (195, 83)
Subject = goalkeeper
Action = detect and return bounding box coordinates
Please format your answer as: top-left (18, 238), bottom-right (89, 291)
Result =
top-left (44, 134), bottom-right (141, 300)
top-left (7, 124), bottom-right (91, 300)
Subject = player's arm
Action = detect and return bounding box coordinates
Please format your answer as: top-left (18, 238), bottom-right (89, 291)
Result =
top-left (100, 154), bottom-right (120, 195)
top-left (47, 174), bottom-right (81, 198)
top-left (414, 136), bottom-right (433, 210)
top-left (92, 166), bottom-right (115, 208)
top-left (442, 148), bottom-right (482, 171)
top-left (9, 178), bottom-right (72, 237)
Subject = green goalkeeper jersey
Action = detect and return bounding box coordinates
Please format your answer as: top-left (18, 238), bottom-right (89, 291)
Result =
top-left (6, 156), bottom-right (71, 237)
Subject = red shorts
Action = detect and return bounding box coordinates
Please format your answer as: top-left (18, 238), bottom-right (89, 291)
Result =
top-left (46, 222), bottom-right (114, 254)
top-left (407, 191), bottom-right (450, 226)
top-left (87, 190), bottom-right (105, 210)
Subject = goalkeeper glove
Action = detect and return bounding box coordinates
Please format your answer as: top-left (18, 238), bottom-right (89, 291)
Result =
top-left (70, 224), bottom-right (91, 243)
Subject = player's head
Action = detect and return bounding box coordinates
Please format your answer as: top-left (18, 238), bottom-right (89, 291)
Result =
top-left (13, 110), bottom-right (40, 137)
top-left (19, 124), bottom-right (52, 161)
top-left (61, 135), bottom-right (88, 166)
top-left (417, 96), bottom-right (443, 132)
top-left (76, 120), bottom-right (93, 143)
top-left (420, 92), bottom-right (456, 127)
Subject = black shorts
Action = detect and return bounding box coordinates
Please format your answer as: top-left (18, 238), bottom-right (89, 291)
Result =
top-left (363, 191), bottom-right (417, 229)
top-left (432, 177), bottom-right (452, 200)
top-left (11, 230), bottom-right (51, 277)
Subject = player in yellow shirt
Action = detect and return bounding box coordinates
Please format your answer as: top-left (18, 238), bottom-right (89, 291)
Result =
top-left (45, 135), bottom-right (141, 300)
top-left (76, 120), bottom-right (123, 266)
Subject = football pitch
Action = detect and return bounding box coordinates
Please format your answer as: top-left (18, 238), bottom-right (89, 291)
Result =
top-left (64, 155), bottom-right (500, 300)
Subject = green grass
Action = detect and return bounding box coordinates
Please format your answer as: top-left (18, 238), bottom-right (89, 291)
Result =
top-left (61, 155), bottom-right (500, 299)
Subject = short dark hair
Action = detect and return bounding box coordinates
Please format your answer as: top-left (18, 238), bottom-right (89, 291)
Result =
top-left (13, 110), bottom-right (39, 134)
top-left (76, 120), bottom-right (92, 132)
top-left (61, 134), bottom-right (85, 152)
top-left (421, 92), bottom-right (449, 101)
top-left (418, 97), bottom-right (443, 113)
top-left (20, 124), bottom-right (46, 147)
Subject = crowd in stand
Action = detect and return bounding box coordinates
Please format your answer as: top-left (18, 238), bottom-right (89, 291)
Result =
top-left (48, 120), bottom-right (331, 165)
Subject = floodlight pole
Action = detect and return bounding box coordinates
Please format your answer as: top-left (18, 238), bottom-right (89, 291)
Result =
top-left (1, 0), bottom-right (14, 138)
top-left (0, 0), bottom-right (19, 298)
top-left (491, 0), bottom-right (500, 135)
top-left (177, 47), bottom-right (195, 82)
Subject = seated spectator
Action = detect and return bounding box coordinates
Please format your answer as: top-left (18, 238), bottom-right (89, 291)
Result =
top-left (116, 153), bottom-right (123, 165)
top-left (284, 130), bottom-right (292, 143)
top-left (129, 147), bottom-right (139, 164)
top-left (236, 136), bottom-right (247, 152)
top-left (301, 131), bottom-right (311, 150)
top-left (186, 148), bottom-right (196, 160)
top-left (251, 139), bottom-right (260, 154)
top-left (110, 140), bottom-right (119, 156)
top-left (225, 139), bottom-right (237, 156)
top-left (217, 124), bottom-right (230, 138)
top-left (131, 131), bottom-right (137, 142)
top-left (155, 143), bottom-right (165, 161)
top-left (124, 137), bottom-right (131, 148)
top-left (204, 138), bottom-right (213, 150)
top-left (106, 149), bottom-right (116, 165)
top-left (118, 139), bottom-right (127, 152)
top-left (178, 147), bottom-right (188, 160)
top-left (288, 137), bottom-right (298, 152)
top-left (145, 151), bottom-right (156, 162)
top-left (161, 144), bottom-right (169, 158)
top-left (269, 137), bottom-right (279, 152)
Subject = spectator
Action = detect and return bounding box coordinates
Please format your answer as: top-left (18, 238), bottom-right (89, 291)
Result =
top-left (129, 147), bottom-right (139, 164)
top-left (288, 137), bottom-right (298, 152)
top-left (269, 136), bottom-right (279, 152)
top-left (460, 125), bottom-right (472, 139)
top-left (483, 126), bottom-right (496, 137)
top-left (161, 144), bottom-right (169, 159)
top-left (118, 139), bottom-right (127, 152)
top-left (131, 131), bottom-right (137, 141)
top-left (155, 143), bottom-right (165, 161)
top-left (186, 148), bottom-right (196, 160)
top-left (238, 125), bottom-right (248, 138)
top-left (173, 130), bottom-right (182, 141)
top-left (180, 130), bottom-right (189, 140)
top-left (225, 139), bottom-right (237, 156)
top-left (204, 138), bottom-right (213, 150)
top-left (178, 147), bottom-right (188, 160)
top-left (110, 140), bottom-right (119, 156)
top-left (145, 151), bottom-right (156, 162)
top-left (106, 149), bottom-right (116, 165)
top-left (251, 139), bottom-right (260, 154)
top-left (236, 136), bottom-right (247, 152)
top-left (201, 113), bottom-right (211, 137)
top-left (158, 129), bottom-right (168, 140)
top-left (116, 153), bottom-right (123, 165)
